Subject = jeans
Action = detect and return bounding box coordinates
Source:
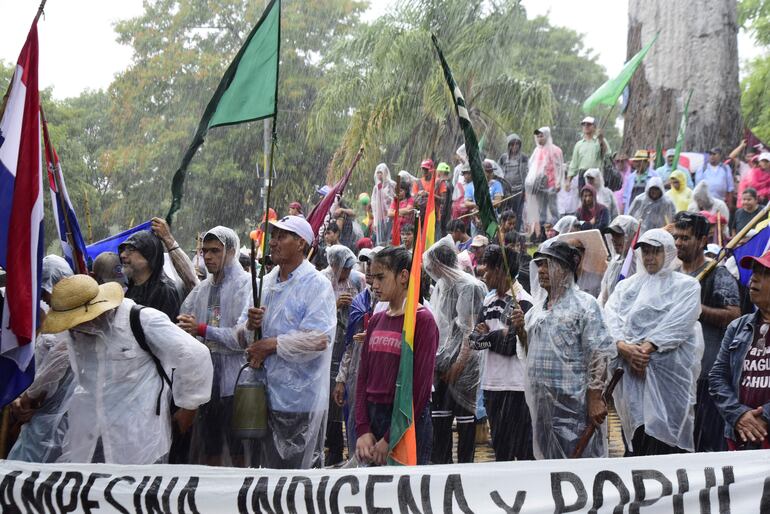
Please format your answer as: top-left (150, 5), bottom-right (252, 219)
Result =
top-left (367, 402), bottom-right (432, 465)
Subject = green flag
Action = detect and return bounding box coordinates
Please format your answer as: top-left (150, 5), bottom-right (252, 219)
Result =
top-left (167, 0), bottom-right (281, 224)
top-left (582, 32), bottom-right (659, 114)
top-left (654, 136), bottom-right (664, 169)
top-left (672, 90), bottom-right (693, 173)
top-left (431, 35), bottom-right (498, 238)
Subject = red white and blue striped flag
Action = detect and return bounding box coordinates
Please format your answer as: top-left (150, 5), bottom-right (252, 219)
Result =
top-left (42, 108), bottom-right (88, 274)
top-left (0, 21), bottom-right (43, 407)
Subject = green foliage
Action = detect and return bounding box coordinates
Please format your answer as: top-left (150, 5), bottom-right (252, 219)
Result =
top-left (740, 0), bottom-right (770, 141)
top-left (739, 0), bottom-right (770, 46)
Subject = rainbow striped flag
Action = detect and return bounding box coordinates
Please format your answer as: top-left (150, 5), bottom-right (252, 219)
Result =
top-left (388, 221), bottom-right (424, 465)
top-left (422, 168), bottom-right (437, 249)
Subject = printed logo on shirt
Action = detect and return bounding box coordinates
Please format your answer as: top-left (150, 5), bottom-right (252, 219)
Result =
top-left (369, 330), bottom-right (402, 355)
top-left (741, 345), bottom-right (770, 389)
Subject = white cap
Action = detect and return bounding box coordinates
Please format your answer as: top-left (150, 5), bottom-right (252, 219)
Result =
top-left (269, 215), bottom-right (314, 245)
top-left (705, 244), bottom-right (720, 256)
top-left (470, 235), bottom-right (489, 248)
top-left (581, 116), bottom-right (595, 125)
top-left (759, 152), bottom-right (770, 162)
top-left (358, 248), bottom-right (374, 262)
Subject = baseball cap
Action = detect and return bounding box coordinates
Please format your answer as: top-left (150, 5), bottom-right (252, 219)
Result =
top-left (705, 244), bottom-right (720, 257)
top-left (288, 201), bottom-right (303, 213)
top-left (269, 215), bottom-right (314, 245)
top-left (633, 228), bottom-right (674, 250)
top-left (420, 159), bottom-right (434, 170)
top-left (709, 147), bottom-right (723, 155)
top-left (740, 249), bottom-right (770, 271)
top-left (581, 116), bottom-right (595, 125)
top-left (533, 240), bottom-right (582, 275)
top-left (436, 162), bottom-right (451, 173)
top-left (358, 248), bottom-right (374, 262)
top-left (665, 148), bottom-right (675, 157)
top-left (470, 235), bottom-right (489, 248)
top-left (759, 152), bottom-right (770, 162)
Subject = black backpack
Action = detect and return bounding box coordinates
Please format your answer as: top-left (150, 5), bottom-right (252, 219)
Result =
top-left (129, 305), bottom-right (173, 415)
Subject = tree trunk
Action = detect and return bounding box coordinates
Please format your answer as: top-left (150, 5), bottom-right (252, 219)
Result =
top-left (621, 0), bottom-right (742, 156)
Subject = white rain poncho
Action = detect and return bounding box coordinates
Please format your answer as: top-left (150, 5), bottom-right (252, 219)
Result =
top-left (599, 215), bottom-right (640, 305)
top-left (452, 144), bottom-right (468, 187)
top-left (180, 226), bottom-right (252, 465)
top-left (41, 255), bottom-right (73, 295)
top-left (524, 240), bottom-right (616, 459)
top-left (584, 168), bottom-right (619, 220)
top-left (250, 259), bottom-right (337, 468)
top-left (180, 226), bottom-right (251, 398)
top-left (371, 163), bottom-right (395, 246)
top-left (320, 245), bottom-right (366, 442)
top-left (62, 300), bottom-right (213, 464)
top-left (424, 236), bottom-right (487, 413)
top-left (628, 176), bottom-right (677, 233)
top-left (524, 127), bottom-right (564, 229)
top-left (605, 229), bottom-right (703, 451)
top-left (8, 334), bottom-right (74, 463)
top-left (553, 215), bottom-right (581, 235)
top-left (688, 181), bottom-right (730, 224)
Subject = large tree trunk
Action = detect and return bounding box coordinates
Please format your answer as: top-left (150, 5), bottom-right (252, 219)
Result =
top-left (621, 0), bottom-right (742, 156)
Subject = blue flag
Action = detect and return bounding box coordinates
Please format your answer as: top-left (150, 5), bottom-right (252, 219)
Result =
top-left (86, 221), bottom-right (152, 263)
top-left (732, 225), bottom-right (770, 286)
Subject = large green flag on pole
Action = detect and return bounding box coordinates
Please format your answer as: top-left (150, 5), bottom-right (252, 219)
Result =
top-left (166, 0), bottom-right (281, 224)
top-left (431, 34), bottom-right (498, 238)
top-left (672, 89), bottom-right (693, 173)
top-left (582, 32), bottom-right (659, 114)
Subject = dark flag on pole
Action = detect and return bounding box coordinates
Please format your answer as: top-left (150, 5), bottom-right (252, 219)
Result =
top-left (431, 34), bottom-right (498, 238)
top-left (166, 0), bottom-right (281, 225)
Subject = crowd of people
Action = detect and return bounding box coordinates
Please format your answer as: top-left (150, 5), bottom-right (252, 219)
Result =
top-left (4, 115), bottom-right (770, 470)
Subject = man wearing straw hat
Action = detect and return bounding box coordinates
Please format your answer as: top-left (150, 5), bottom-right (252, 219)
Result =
top-left (43, 275), bottom-right (213, 464)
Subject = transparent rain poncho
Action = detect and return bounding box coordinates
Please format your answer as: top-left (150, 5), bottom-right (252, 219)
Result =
top-left (8, 334), bottom-right (74, 463)
top-left (689, 181), bottom-right (730, 225)
top-left (424, 236), bottom-right (487, 413)
top-left (62, 301), bottom-right (213, 464)
top-left (553, 215), bottom-right (581, 235)
top-left (605, 229), bottom-right (703, 452)
top-left (584, 168), bottom-right (619, 220)
top-left (524, 127), bottom-right (564, 230)
top-left (452, 144), bottom-right (468, 187)
top-left (246, 258), bottom-right (337, 469)
top-left (555, 229), bottom-right (609, 299)
top-left (524, 241), bottom-right (616, 459)
top-left (628, 176), bottom-right (677, 233)
top-left (599, 215), bottom-right (640, 305)
top-left (180, 226), bottom-right (252, 465)
top-left (41, 255), bottom-right (73, 295)
top-left (371, 163), bottom-right (395, 246)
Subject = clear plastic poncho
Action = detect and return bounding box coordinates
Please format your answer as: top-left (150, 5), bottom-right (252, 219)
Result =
top-left (180, 226), bottom-right (252, 465)
top-left (599, 215), bottom-right (640, 305)
top-left (8, 334), bottom-right (74, 463)
top-left (424, 236), bottom-right (487, 413)
top-left (553, 215), bottom-right (581, 235)
top-left (689, 181), bottom-right (730, 225)
top-left (249, 259), bottom-right (337, 469)
top-left (41, 255), bottom-right (73, 295)
top-left (628, 176), bottom-right (676, 233)
top-left (62, 300), bottom-right (213, 464)
top-left (524, 241), bottom-right (616, 459)
top-left (584, 168), bottom-right (619, 220)
top-left (452, 144), bottom-right (468, 187)
top-left (524, 127), bottom-right (565, 227)
top-left (605, 229), bottom-right (703, 452)
top-left (371, 163), bottom-right (395, 246)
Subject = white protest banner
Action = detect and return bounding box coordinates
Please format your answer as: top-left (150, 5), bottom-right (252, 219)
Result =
top-left (1, 450), bottom-right (769, 513)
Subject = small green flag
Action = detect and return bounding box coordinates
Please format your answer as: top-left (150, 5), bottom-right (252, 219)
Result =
top-left (431, 34), bottom-right (498, 238)
top-left (672, 90), bottom-right (693, 173)
top-left (582, 32), bottom-right (659, 114)
top-left (655, 136), bottom-right (664, 169)
top-left (167, 0), bottom-right (281, 224)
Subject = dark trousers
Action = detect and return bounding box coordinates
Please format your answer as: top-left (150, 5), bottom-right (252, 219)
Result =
top-left (625, 426), bottom-right (688, 457)
top-left (325, 415), bottom-right (344, 465)
top-left (431, 380), bottom-right (476, 464)
top-left (484, 390), bottom-right (534, 461)
top-left (368, 402), bottom-right (432, 465)
top-left (694, 378), bottom-right (727, 452)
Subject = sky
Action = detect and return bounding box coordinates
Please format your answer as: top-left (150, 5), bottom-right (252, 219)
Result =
top-left (0, 0), bottom-right (765, 99)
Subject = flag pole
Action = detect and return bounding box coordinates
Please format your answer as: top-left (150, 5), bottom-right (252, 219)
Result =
top-left (34, 0), bottom-right (47, 23)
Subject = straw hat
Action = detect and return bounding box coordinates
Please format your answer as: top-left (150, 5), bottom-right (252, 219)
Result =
top-left (42, 275), bottom-right (124, 334)
top-left (629, 150), bottom-right (651, 161)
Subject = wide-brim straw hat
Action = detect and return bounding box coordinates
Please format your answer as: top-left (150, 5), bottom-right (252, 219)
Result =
top-left (42, 275), bottom-right (124, 334)
top-left (629, 150), bottom-right (651, 161)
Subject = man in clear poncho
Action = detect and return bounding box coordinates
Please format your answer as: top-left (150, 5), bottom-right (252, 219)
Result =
top-left (425, 236), bottom-right (487, 463)
top-left (524, 240), bottom-right (616, 459)
top-left (628, 176), bottom-right (676, 234)
top-left (371, 163), bottom-right (396, 246)
top-left (8, 255), bottom-right (74, 462)
top-left (606, 229), bottom-right (703, 455)
top-left (689, 181), bottom-right (731, 226)
top-left (244, 215), bottom-right (337, 469)
top-left (525, 127), bottom-right (564, 240)
top-left (177, 226), bottom-right (252, 466)
top-left (320, 244), bottom-right (366, 465)
top-left (599, 215), bottom-right (640, 305)
top-left (43, 275), bottom-right (213, 464)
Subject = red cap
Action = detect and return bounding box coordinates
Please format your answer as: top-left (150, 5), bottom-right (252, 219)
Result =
top-left (740, 249), bottom-right (770, 271)
top-left (288, 201), bottom-right (303, 213)
top-left (420, 159), bottom-right (434, 170)
top-left (356, 237), bottom-right (373, 250)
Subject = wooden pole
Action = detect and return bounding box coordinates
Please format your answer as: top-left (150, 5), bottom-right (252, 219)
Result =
top-left (34, 0), bottom-right (48, 23)
top-left (0, 406), bottom-right (9, 459)
top-left (84, 189), bottom-right (93, 244)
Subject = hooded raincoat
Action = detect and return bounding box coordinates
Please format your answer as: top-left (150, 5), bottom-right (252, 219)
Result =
top-left (599, 215), bottom-right (640, 305)
top-left (180, 226), bottom-right (252, 464)
top-left (62, 300), bottom-right (213, 464)
top-left (666, 168), bottom-right (694, 212)
top-left (606, 229), bottom-right (703, 452)
top-left (500, 134), bottom-right (528, 195)
top-left (524, 240), bottom-right (616, 459)
top-left (120, 230), bottom-right (181, 320)
top-left (525, 127), bottom-right (564, 230)
top-left (628, 176), bottom-right (677, 234)
top-left (689, 181), bottom-right (730, 225)
top-left (251, 258), bottom-right (337, 468)
top-left (584, 168), bottom-right (619, 220)
top-left (372, 165), bottom-right (396, 247)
